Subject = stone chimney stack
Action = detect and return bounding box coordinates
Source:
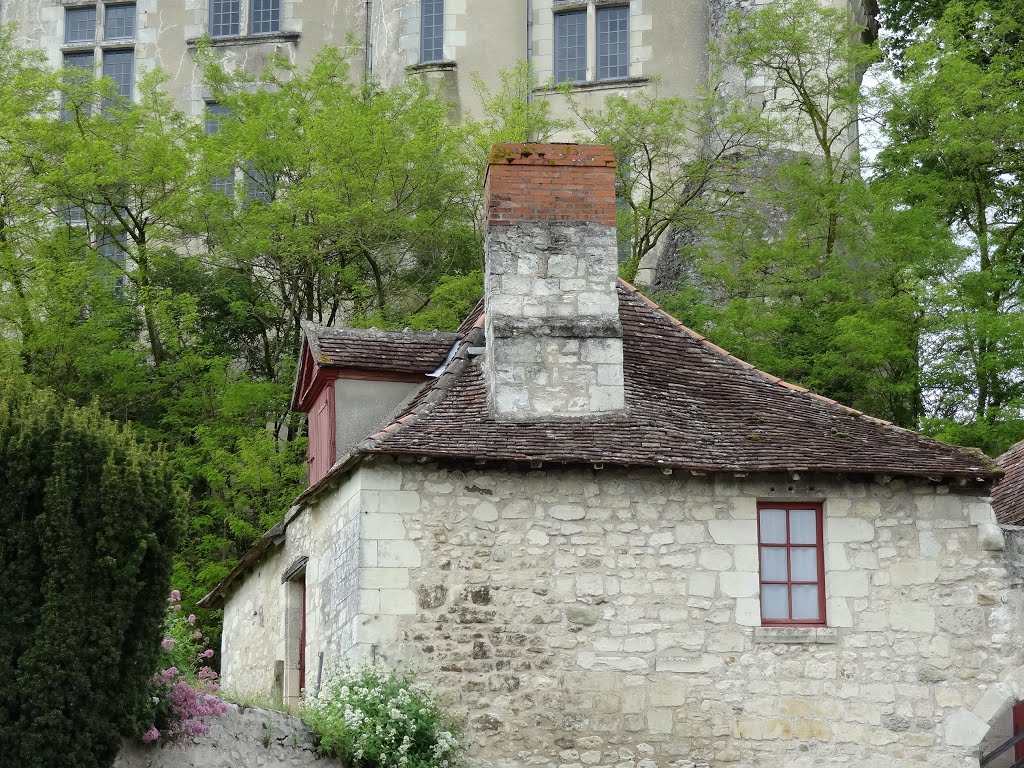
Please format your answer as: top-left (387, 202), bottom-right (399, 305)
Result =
top-left (483, 143), bottom-right (625, 420)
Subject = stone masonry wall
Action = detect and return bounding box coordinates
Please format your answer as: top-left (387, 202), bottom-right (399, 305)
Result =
top-left (113, 704), bottom-right (338, 768)
top-left (221, 471), bottom-right (363, 704)
top-left (356, 457), bottom-right (1024, 768)
top-left (484, 221), bottom-right (626, 418)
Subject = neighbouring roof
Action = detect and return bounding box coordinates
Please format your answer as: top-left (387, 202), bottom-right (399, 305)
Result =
top-left (367, 282), bottom-right (998, 480)
top-left (302, 322), bottom-right (459, 374)
top-left (290, 322), bottom-right (461, 410)
top-left (993, 441), bottom-right (1024, 525)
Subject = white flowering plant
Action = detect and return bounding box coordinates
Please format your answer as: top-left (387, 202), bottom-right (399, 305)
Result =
top-left (303, 664), bottom-right (461, 768)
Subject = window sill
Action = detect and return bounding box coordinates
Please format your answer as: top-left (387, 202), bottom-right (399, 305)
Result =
top-left (186, 31), bottom-right (300, 50)
top-left (62, 42), bottom-right (96, 52)
top-left (406, 60), bottom-right (457, 74)
top-left (753, 626), bottom-right (837, 644)
top-left (535, 76), bottom-right (649, 95)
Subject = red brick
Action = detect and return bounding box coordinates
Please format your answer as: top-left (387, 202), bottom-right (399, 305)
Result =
top-left (484, 143), bottom-right (617, 228)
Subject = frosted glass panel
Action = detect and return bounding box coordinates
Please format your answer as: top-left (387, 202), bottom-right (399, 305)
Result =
top-left (760, 547), bottom-right (787, 580)
top-left (761, 584), bottom-right (788, 620)
top-left (759, 509), bottom-right (787, 543)
top-left (791, 585), bottom-right (819, 620)
top-left (790, 547), bottom-right (818, 580)
top-left (790, 509), bottom-right (817, 544)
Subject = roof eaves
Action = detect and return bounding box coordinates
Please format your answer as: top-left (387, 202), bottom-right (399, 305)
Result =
top-left (198, 451), bottom-right (367, 608)
top-left (618, 279), bottom-right (1000, 476)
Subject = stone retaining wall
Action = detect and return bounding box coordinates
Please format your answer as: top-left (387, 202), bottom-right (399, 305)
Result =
top-left (114, 704), bottom-right (338, 768)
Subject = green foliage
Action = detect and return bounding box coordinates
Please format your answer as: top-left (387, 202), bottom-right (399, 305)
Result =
top-left (876, 0), bottom-right (1024, 452)
top-left (303, 665), bottom-right (461, 768)
top-left (405, 272), bottom-right (483, 332)
top-left (657, 0), bottom-right (937, 427)
top-left (574, 84), bottom-right (766, 282)
top-left (197, 47), bottom-right (480, 330)
top-left (0, 384), bottom-right (177, 768)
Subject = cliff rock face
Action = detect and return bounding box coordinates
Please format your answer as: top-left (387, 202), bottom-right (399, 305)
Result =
top-left (114, 704), bottom-right (338, 768)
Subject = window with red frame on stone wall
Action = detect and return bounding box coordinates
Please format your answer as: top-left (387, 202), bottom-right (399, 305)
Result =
top-left (757, 501), bottom-right (827, 625)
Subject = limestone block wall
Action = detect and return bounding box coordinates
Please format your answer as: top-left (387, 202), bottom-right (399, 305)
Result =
top-left (356, 458), bottom-right (1024, 768)
top-left (220, 472), bottom-right (363, 703)
top-left (484, 222), bottom-right (625, 418)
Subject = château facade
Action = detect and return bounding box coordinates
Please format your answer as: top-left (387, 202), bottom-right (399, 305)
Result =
top-left (1, 0), bottom-right (877, 124)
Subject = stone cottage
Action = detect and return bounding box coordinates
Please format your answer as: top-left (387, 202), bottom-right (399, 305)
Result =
top-left (202, 144), bottom-right (1024, 768)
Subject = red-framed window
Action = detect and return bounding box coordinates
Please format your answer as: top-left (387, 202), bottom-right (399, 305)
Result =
top-left (757, 502), bottom-right (826, 626)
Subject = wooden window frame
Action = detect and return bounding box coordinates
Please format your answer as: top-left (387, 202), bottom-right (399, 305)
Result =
top-left (757, 501), bottom-right (827, 627)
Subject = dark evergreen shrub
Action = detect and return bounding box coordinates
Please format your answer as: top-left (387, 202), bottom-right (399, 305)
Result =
top-left (0, 385), bottom-right (178, 768)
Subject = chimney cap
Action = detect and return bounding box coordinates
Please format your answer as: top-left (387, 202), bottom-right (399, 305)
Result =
top-left (486, 143), bottom-right (616, 170)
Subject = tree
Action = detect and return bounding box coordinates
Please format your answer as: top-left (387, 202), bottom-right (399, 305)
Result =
top-left (655, 0), bottom-right (948, 427)
top-left (573, 81), bottom-right (766, 284)
top-left (0, 24), bottom-right (59, 374)
top-left (877, 0), bottom-right (1024, 453)
top-left (45, 68), bottom-right (201, 369)
top-left (197, 47), bottom-right (480, 338)
top-left (0, 385), bottom-right (178, 768)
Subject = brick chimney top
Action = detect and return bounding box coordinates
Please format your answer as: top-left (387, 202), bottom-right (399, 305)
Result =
top-left (485, 143), bottom-right (617, 229)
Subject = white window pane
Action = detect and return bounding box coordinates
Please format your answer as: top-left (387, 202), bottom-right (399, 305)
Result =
top-left (790, 547), bottom-right (818, 581)
top-left (790, 509), bottom-right (817, 544)
top-left (760, 547), bottom-right (787, 581)
top-left (251, 0), bottom-right (281, 34)
top-left (761, 584), bottom-right (788, 620)
top-left (554, 11), bottom-right (586, 83)
top-left (211, 0), bottom-right (241, 36)
top-left (596, 5), bottom-right (629, 80)
top-left (759, 509), bottom-right (787, 544)
top-left (105, 4), bottom-right (136, 40)
top-left (791, 585), bottom-right (820, 620)
top-left (66, 7), bottom-right (97, 44)
top-left (420, 0), bottom-right (444, 63)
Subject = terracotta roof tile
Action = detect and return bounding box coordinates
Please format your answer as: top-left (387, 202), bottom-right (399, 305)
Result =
top-left (993, 441), bottom-right (1024, 524)
top-left (366, 282), bottom-right (998, 480)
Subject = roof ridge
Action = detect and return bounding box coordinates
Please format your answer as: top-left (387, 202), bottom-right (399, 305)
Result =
top-left (997, 439), bottom-right (1024, 467)
top-left (614, 278), bottom-right (996, 467)
top-left (312, 324), bottom-right (460, 339)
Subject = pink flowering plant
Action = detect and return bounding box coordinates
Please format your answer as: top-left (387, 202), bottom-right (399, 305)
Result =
top-left (303, 664), bottom-right (461, 768)
top-left (141, 590), bottom-right (229, 744)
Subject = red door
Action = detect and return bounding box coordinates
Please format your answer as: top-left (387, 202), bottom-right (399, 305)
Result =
top-left (307, 383), bottom-right (335, 486)
top-left (1014, 701), bottom-right (1024, 760)
top-left (298, 577), bottom-right (307, 692)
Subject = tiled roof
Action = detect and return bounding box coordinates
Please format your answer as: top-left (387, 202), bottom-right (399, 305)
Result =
top-left (302, 321), bottom-right (459, 374)
top-left (366, 282), bottom-right (998, 480)
top-left (993, 442), bottom-right (1024, 524)
top-left (200, 280), bottom-right (999, 608)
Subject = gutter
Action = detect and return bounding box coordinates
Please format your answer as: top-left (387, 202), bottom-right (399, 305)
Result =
top-left (526, 0), bottom-right (534, 105)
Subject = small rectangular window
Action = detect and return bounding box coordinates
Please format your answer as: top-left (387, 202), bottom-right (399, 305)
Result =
top-left (104, 4), bottom-right (136, 41)
top-left (102, 50), bottom-right (134, 100)
top-left (97, 230), bottom-right (129, 291)
top-left (210, 0), bottom-right (241, 37)
top-left (245, 164), bottom-right (273, 204)
top-left (554, 10), bottom-right (586, 84)
top-left (757, 502), bottom-right (826, 625)
top-left (204, 103), bottom-right (236, 197)
top-left (420, 0), bottom-right (444, 63)
top-left (62, 52), bottom-right (95, 120)
top-left (250, 0), bottom-right (280, 34)
top-left (596, 6), bottom-right (629, 80)
top-left (63, 51), bottom-right (96, 76)
top-left (65, 6), bottom-right (97, 45)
